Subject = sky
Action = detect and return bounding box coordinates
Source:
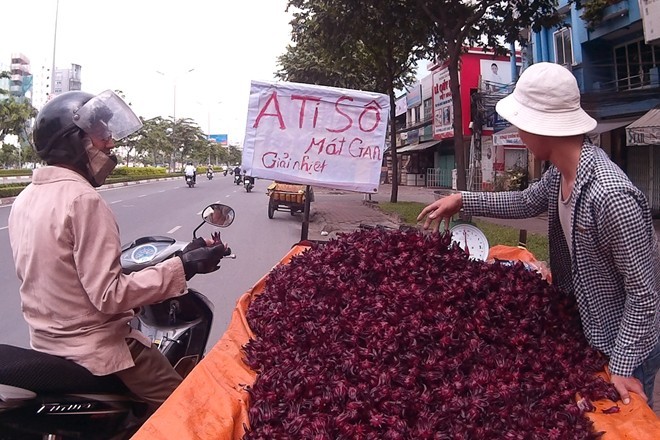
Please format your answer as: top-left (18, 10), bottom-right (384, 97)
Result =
top-left (1, 0), bottom-right (295, 145)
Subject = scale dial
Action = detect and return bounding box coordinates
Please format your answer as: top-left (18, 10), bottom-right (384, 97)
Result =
top-left (449, 223), bottom-right (490, 261)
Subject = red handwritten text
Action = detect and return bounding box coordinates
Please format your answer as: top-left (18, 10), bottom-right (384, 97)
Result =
top-left (303, 137), bottom-right (381, 160)
top-left (261, 151), bottom-right (328, 175)
top-left (253, 92), bottom-right (383, 133)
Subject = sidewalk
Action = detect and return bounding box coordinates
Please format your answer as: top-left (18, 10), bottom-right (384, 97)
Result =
top-left (307, 183), bottom-right (660, 242)
top-left (307, 184), bottom-right (550, 241)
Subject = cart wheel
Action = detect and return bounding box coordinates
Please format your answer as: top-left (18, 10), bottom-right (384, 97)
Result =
top-left (268, 202), bottom-right (275, 219)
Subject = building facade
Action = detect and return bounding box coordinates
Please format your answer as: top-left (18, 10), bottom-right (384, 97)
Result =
top-left (530, 0), bottom-right (660, 212)
top-left (390, 48), bottom-right (520, 191)
top-left (51, 63), bottom-right (82, 96)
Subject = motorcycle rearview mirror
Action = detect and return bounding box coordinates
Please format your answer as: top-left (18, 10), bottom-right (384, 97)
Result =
top-left (203, 204), bottom-right (235, 227)
top-left (193, 204), bottom-right (235, 238)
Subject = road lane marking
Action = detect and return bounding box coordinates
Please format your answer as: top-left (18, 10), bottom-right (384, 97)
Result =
top-left (110, 200), bottom-right (122, 204)
top-left (0, 226), bottom-right (7, 230)
top-left (168, 226), bottom-right (181, 233)
top-left (138, 194), bottom-right (147, 198)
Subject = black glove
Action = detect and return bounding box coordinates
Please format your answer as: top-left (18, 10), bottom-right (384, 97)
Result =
top-left (182, 237), bottom-right (207, 253)
top-left (178, 242), bottom-right (227, 281)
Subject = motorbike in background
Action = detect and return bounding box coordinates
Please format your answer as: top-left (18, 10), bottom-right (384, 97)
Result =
top-left (185, 173), bottom-right (196, 188)
top-left (244, 175), bottom-right (255, 193)
top-left (234, 174), bottom-right (243, 186)
top-left (0, 204), bottom-right (236, 440)
top-left (207, 169), bottom-right (214, 180)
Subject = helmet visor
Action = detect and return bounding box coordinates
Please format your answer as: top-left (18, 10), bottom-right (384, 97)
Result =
top-left (73, 90), bottom-right (142, 141)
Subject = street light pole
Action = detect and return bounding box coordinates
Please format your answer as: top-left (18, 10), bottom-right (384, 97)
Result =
top-left (156, 68), bottom-right (195, 170)
top-left (50, 0), bottom-right (60, 98)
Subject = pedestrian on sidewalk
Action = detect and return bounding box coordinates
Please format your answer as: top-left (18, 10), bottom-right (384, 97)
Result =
top-left (417, 62), bottom-right (660, 407)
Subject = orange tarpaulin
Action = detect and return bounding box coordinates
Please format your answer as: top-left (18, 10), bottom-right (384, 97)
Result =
top-left (133, 244), bottom-right (660, 439)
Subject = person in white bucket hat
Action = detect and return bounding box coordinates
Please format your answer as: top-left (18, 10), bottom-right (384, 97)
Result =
top-left (418, 62), bottom-right (660, 408)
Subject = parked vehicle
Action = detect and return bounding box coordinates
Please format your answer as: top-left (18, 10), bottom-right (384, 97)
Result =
top-left (266, 182), bottom-right (313, 219)
top-left (0, 204), bottom-right (236, 440)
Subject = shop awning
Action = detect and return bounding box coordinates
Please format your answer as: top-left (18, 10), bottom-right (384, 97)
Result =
top-left (589, 118), bottom-right (636, 135)
top-left (626, 108), bottom-right (660, 146)
top-left (396, 140), bottom-right (441, 154)
top-left (493, 118), bottom-right (638, 146)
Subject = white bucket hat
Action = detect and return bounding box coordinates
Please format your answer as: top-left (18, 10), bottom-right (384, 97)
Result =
top-left (495, 62), bottom-right (597, 136)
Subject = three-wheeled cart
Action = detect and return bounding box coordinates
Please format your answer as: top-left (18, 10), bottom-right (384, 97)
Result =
top-left (266, 182), bottom-right (313, 219)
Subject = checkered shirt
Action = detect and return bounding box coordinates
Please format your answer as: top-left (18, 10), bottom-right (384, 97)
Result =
top-left (462, 143), bottom-right (660, 376)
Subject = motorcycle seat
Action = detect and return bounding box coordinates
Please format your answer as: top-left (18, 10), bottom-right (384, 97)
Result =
top-left (0, 345), bottom-right (128, 395)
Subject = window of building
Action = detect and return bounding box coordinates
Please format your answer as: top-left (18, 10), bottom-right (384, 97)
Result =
top-left (554, 27), bottom-right (573, 67)
top-left (614, 39), bottom-right (660, 90)
top-left (423, 98), bottom-right (433, 121)
top-left (413, 106), bottom-right (421, 124)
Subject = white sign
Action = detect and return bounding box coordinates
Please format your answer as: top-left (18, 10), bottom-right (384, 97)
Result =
top-left (242, 81), bottom-right (390, 193)
top-left (432, 67), bottom-right (454, 140)
top-left (640, 0), bottom-right (660, 45)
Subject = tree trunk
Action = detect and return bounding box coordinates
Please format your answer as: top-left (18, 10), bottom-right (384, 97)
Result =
top-left (448, 41), bottom-right (467, 191)
top-left (388, 86), bottom-right (399, 203)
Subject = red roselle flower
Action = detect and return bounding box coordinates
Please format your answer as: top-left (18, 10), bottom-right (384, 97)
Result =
top-left (243, 229), bottom-right (616, 439)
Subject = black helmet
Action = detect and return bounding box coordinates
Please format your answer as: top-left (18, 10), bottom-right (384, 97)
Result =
top-left (33, 91), bottom-right (95, 165)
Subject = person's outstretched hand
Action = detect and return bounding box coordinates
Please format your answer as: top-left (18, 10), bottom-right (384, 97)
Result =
top-left (610, 374), bottom-right (647, 405)
top-left (417, 193), bottom-right (463, 232)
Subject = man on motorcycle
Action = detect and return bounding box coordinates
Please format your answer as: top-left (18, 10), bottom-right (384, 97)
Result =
top-left (233, 166), bottom-right (243, 185)
top-left (184, 161), bottom-right (196, 184)
top-left (7, 90), bottom-right (228, 413)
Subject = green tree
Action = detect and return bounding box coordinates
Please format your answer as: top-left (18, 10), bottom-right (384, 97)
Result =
top-left (415, 0), bottom-right (560, 190)
top-left (0, 97), bottom-right (38, 143)
top-left (281, 0), bottom-right (430, 202)
top-left (0, 143), bottom-right (18, 167)
top-left (129, 116), bottom-right (170, 166)
top-left (276, 14), bottom-right (379, 90)
top-left (227, 145), bottom-right (242, 166)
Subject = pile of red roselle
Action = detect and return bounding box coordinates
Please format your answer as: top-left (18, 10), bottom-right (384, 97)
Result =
top-left (243, 229), bottom-right (618, 439)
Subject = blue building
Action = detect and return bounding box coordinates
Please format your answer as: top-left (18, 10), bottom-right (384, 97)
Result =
top-left (530, 0), bottom-right (660, 213)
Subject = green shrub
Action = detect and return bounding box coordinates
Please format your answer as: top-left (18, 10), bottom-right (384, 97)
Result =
top-left (0, 182), bottom-right (30, 189)
top-left (0, 169), bottom-right (33, 177)
top-left (110, 166), bottom-right (168, 176)
top-left (0, 186), bottom-right (26, 198)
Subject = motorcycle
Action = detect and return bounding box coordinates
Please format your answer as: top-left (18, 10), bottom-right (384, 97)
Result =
top-left (185, 174), bottom-right (195, 188)
top-left (0, 203), bottom-right (236, 440)
top-left (206, 170), bottom-right (214, 180)
top-left (244, 175), bottom-right (254, 193)
top-left (234, 174), bottom-right (243, 186)
top-left (223, 168), bottom-right (228, 176)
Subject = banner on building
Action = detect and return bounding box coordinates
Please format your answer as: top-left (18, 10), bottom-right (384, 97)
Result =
top-left (432, 67), bottom-right (454, 140)
top-left (640, 0), bottom-right (660, 45)
top-left (242, 81), bottom-right (390, 193)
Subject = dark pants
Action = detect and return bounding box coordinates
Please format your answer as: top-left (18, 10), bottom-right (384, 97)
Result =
top-left (632, 339), bottom-right (660, 408)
